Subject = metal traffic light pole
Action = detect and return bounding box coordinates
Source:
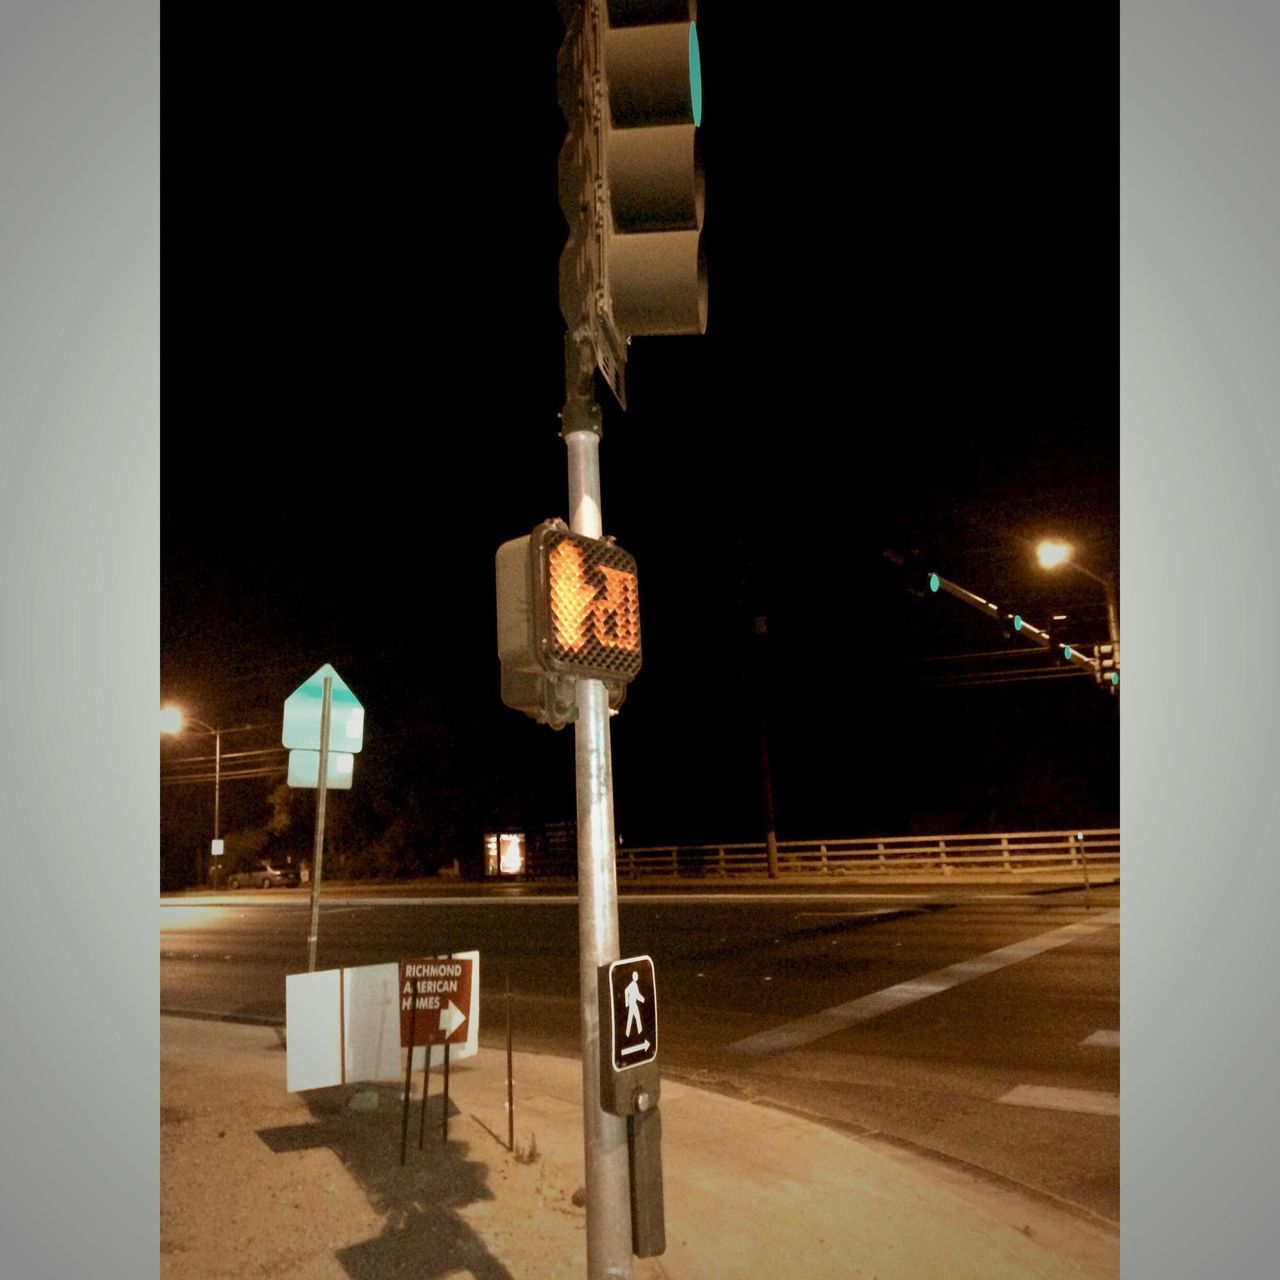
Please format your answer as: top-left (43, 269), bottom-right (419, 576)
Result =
top-left (552, 0), bottom-right (705, 1264)
top-left (562, 335), bottom-right (633, 1279)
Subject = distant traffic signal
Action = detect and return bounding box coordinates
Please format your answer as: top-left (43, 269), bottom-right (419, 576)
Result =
top-left (496, 520), bottom-right (642, 727)
top-left (1096, 641), bottom-right (1120, 687)
top-left (917, 563), bottom-right (1117, 692)
top-left (558, 0), bottom-right (706, 406)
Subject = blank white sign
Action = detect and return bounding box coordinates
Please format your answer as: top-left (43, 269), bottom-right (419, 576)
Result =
top-left (285, 962), bottom-right (402, 1092)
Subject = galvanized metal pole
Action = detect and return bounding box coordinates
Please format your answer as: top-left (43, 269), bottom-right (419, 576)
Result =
top-left (564, 406), bottom-right (633, 1279)
top-left (213, 728), bottom-right (221, 844)
top-left (306, 676), bottom-right (332, 972)
top-left (1067, 559), bottom-right (1119, 648)
top-left (1103, 581), bottom-right (1119, 650)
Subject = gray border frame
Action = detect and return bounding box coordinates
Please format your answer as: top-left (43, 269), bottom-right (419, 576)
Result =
top-left (5, 1), bottom-right (1278, 1274)
top-left (1122, 2), bottom-right (1280, 1277)
top-left (1, 1), bottom-right (158, 1274)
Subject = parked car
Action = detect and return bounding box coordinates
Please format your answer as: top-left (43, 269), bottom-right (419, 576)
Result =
top-left (227, 861), bottom-right (299, 890)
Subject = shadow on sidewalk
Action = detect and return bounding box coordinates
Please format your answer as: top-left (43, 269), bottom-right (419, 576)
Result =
top-left (259, 1082), bottom-right (514, 1280)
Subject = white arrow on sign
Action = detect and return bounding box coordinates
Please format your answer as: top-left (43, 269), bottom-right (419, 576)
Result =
top-left (621, 1040), bottom-right (651, 1056)
top-left (440, 999), bottom-right (467, 1037)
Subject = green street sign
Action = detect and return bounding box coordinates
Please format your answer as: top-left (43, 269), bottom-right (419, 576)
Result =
top-left (282, 663), bottom-right (365, 753)
top-left (287, 749), bottom-right (355, 790)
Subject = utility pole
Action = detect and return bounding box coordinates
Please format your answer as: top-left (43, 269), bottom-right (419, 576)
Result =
top-left (755, 615), bottom-right (780, 880)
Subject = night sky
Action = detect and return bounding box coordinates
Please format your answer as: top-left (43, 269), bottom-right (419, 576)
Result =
top-left (160, 4), bottom-right (1117, 880)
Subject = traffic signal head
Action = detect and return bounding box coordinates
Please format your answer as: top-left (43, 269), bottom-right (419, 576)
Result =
top-left (1095, 641), bottom-right (1120, 688)
top-left (602, 1), bottom-right (706, 337)
top-left (558, 0), bottom-right (706, 407)
top-left (496, 520), bottom-right (642, 727)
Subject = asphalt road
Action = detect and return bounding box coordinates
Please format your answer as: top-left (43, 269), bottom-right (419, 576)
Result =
top-left (160, 881), bottom-right (1120, 1223)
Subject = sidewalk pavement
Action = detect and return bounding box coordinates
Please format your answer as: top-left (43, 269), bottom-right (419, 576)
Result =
top-left (161, 1015), bottom-right (1118, 1280)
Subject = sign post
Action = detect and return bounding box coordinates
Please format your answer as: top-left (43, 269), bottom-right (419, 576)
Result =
top-left (282, 663), bottom-right (364, 971)
top-left (307, 675), bottom-right (331, 972)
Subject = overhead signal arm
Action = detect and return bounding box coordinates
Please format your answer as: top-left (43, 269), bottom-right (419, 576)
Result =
top-left (926, 572), bottom-right (1051, 648)
top-left (927, 570), bottom-right (1112, 685)
top-left (1059, 643), bottom-right (1100, 676)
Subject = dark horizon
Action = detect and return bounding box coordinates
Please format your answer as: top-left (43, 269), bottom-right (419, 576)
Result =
top-left (161, 3), bottom-right (1116, 883)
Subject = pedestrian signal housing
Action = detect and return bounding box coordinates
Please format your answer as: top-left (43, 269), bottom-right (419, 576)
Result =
top-left (496, 520), bottom-right (641, 727)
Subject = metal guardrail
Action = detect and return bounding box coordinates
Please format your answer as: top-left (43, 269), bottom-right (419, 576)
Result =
top-left (614, 828), bottom-right (1120, 879)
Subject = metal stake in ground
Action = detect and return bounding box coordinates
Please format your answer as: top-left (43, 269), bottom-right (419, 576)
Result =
top-left (506, 971), bottom-right (515, 1152)
top-left (442, 952), bottom-right (452, 1144)
top-left (400, 972), bottom-right (418, 1166)
top-left (418, 1043), bottom-right (432, 1150)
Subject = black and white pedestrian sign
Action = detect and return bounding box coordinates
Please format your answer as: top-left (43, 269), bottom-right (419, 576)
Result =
top-left (606, 954), bottom-right (657, 1072)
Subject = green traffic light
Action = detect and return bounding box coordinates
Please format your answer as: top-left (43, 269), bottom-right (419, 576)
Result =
top-left (689, 23), bottom-right (702, 126)
top-left (1110, 672), bottom-right (1119, 685)
top-left (1013, 615), bottom-right (1023, 631)
top-left (1063, 646), bottom-right (1073, 660)
top-left (928, 573), bottom-right (939, 593)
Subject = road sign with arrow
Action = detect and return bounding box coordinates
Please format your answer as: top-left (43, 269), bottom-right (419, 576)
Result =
top-left (399, 955), bottom-right (476, 1047)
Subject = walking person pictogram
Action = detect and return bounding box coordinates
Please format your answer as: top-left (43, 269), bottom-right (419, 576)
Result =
top-left (624, 970), bottom-right (645, 1036)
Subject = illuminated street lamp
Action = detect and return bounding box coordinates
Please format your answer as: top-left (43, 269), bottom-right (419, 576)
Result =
top-left (1035, 540), bottom-right (1119, 650)
top-left (1036, 540), bottom-right (1072, 571)
top-left (161, 705), bottom-right (223, 883)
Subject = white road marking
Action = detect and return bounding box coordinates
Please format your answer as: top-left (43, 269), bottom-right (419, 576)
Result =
top-left (164, 891), bottom-right (963, 910)
top-left (999, 1085), bottom-right (1119, 1117)
top-left (793, 909), bottom-right (908, 920)
top-left (162, 887), bottom-right (1075, 916)
top-left (728, 910), bottom-right (1120, 1056)
top-left (1083, 1029), bottom-right (1120, 1048)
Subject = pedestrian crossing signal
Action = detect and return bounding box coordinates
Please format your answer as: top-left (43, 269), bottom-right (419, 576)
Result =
top-left (542, 526), bottom-right (641, 678)
top-left (496, 520), bottom-right (641, 727)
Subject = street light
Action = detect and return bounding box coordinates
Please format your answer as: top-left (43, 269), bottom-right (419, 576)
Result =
top-left (1035, 539), bottom-right (1119, 658)
top-left (161, 705), bottom-right (222, 884)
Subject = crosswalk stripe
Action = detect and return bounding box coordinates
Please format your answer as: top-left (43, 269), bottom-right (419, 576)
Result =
top-left (728, 910), bottom-right (1119, 1057)
top-left (999, 1085), bottom-right (1119, 1116)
